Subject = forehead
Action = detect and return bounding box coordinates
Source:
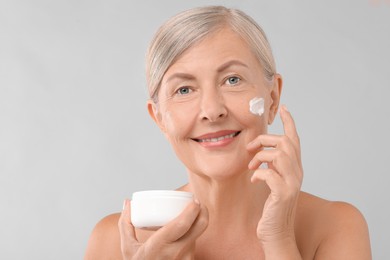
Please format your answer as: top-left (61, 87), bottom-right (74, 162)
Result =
top-left (165, 27), bottom-right (262, 74)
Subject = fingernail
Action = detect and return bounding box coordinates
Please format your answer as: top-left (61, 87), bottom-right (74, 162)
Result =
top-left (282, 104), bottom-right (288, 112)
top-left (250, 174), bottom-right (257, 183)
top-left (248, 159), bottom-right (254, 169)
top-left (122, 199), bottom-right (127, 210)
top-left (247, 140), bottom-right (255, 149)
top-left (194, 198), bottom-right (200, 205)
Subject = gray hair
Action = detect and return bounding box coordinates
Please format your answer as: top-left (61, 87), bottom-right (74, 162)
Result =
top-left (146, 6), bottom-right (276, 102)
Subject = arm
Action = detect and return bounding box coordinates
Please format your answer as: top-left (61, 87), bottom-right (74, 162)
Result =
top-left (85, 200), bottom-right (208, 260)
top-left (248, 106), bottom-right (371, 259)
top-left (248, 105), bottom-right (303, 259)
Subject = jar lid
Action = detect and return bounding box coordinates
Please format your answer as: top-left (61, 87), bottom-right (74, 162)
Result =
top-left (132, 190), bottom-right (193, 199)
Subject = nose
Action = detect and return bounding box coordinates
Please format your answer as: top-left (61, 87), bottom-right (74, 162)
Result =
top-left (199, 87), bottom-right (227, 122)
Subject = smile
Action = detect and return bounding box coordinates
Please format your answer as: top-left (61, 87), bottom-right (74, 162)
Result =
top-left (192, 131), bottom-right (241, 143)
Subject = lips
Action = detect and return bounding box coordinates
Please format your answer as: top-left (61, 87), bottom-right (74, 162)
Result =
top-left (192, 130), bottom-right (241, 143)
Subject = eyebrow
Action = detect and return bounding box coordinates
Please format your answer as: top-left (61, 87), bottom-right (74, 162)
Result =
top-left (217, 60), bottom-right (249, 72)
top-left (165, 73), bottom-right (195, 84)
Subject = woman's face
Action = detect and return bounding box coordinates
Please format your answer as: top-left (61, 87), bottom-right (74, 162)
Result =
top-left (148, 27), bottom-right (282, 180)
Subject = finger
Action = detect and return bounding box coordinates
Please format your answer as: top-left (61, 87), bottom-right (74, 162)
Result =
top-left (251, 168), bottom-right (285, 193)
top-left (176, 203), bottom-right (209, 244)
top-left (118, 199), bottom-right (138, 255)
top-left (247, 135), bottom-right (296, 157)
top-left (153, 201), bottom-right (201, 243)
top-left (248, 149), bottom-right (291, 173)
top-left (248, 149), bottom-right (303, 185)
top-left (248, 149), bottom-right (274, 170)
top-left (246, 134), bottom-right (276, 151)
top-left (280, 105), bottom-right (300, 145)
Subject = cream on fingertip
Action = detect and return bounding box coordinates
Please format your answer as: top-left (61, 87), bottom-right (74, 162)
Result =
top-left (260, 162), bottom-right (268, 169)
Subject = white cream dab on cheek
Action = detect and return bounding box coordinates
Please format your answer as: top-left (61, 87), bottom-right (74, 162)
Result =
top-left (249, 97), bottom-right (264, 116)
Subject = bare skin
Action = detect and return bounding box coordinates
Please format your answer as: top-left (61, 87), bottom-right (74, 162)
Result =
top-left (85, 28), bottom-right (371, 259)
top-left (85, 192), bottom-right (370, 259)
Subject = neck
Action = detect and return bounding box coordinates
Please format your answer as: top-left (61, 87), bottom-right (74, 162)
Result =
top-left (182, 170), bottom-right (270, 235)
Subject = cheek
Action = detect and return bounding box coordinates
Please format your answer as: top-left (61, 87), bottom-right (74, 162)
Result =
top-left (225, 90), bottom-right (268, 118)
top-left (226, 92), bottom-right (269, 131)
top-left (162, 105), bottom-right (196, 138)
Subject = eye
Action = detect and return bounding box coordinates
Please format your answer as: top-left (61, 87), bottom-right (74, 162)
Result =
top-left (176, 86), bottom-right (192, 95)
top-left (225, 76), bottom-right (241, 86)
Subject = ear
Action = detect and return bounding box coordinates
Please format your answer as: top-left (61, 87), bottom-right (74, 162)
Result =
top-left (268, 73), bottom-right (283, 125)
top-left (147, 100), bottom-right (166, 133)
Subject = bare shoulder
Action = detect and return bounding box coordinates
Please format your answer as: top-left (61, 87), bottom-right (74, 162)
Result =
top-left (296, 192), bottom-right (371, 260)
top-left (84, 213), bottom-right (122, 260)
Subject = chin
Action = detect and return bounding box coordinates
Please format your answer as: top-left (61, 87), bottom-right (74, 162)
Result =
top-left (174, 142), bottom-right (252, 181)
top-left (187, 158), bottom-right (250, 182)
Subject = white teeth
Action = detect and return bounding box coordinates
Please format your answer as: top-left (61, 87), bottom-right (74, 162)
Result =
top-left (199, 133), bottom-right (236, 143)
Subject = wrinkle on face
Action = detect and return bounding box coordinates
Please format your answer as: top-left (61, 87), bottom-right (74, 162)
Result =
top-left (152, 28), bottom-right (278, 179)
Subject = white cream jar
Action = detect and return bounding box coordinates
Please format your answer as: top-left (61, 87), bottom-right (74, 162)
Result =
top-left (131, 190), bottom-right (193, 229)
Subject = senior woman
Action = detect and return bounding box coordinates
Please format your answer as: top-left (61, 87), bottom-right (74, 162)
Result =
top-left (85, 6), bottom-right (371, 259)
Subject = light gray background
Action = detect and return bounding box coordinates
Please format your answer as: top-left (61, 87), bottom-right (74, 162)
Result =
top-left (1, 0), bottom-right (389, 259)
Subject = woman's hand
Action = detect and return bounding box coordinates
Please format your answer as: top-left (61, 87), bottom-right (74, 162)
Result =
top-left (247, 105), bottom-right (303, 258)
top-left (118, 199), bottom-right (208, 260)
